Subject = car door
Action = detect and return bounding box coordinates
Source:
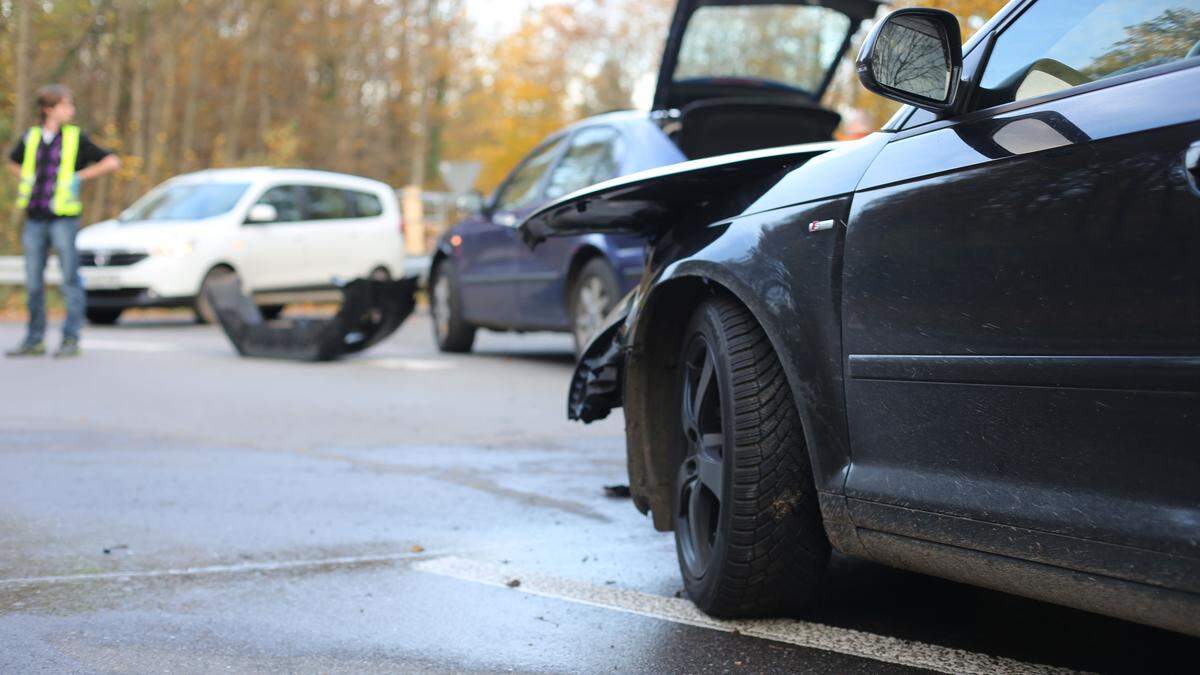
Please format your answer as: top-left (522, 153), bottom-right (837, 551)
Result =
top-left (239, 184), bottom-right (309, 291)
top-left (298, 184), bottom-right (360, 285)
top-left (515, 125), bottom-right (626, 329)
top-left (842, 0), bottom-right (1200, 584)
top-left (457, 135), bottom-right (568, 327)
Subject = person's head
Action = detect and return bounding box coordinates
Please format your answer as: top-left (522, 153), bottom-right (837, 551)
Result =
top-left (36, 84), bottom-right (75, 127)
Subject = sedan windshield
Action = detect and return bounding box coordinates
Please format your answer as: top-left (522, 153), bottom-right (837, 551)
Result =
top-left (120, 183), bottom-right (250, 222)
top-left (673, 4), bottom-right (853, 96)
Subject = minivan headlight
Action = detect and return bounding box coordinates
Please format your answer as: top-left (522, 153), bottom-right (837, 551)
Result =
top-left (148, 240), bottom-right (194, 258)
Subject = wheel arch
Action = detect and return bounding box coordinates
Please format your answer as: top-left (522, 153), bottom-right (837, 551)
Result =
top-left (625, 262), bottom-right (845, 532)
top-left (562, 244), bottom-right (610, 301)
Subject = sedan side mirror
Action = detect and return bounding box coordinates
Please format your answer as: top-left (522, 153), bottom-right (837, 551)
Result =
top-left (857, 8), bottom-right (963, 114)
top-left (245, 203), bottom-right (278, 224)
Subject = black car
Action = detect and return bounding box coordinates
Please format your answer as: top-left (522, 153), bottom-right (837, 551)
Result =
top-left (522, 0), bottom-right (1200, 636)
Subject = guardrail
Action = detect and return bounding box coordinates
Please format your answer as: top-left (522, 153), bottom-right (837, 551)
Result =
top-left (0, 255), bottom-right (432, 286)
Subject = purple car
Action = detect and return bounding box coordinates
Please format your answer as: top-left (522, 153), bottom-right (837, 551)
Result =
top-left (429, 0), bottom-right (878, 353)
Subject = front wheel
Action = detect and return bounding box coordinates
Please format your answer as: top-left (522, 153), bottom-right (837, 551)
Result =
top-left (430, 260), bottom-right (476, 353)
top-left (673, 295), bottom-right (829, 618)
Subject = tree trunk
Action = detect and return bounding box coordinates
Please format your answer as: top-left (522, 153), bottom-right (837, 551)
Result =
top-left (13, 0), bottom-right (32, 131)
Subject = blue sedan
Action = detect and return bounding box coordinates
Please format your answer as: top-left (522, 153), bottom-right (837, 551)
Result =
top-left (429, 112), bottom-right (687, 353)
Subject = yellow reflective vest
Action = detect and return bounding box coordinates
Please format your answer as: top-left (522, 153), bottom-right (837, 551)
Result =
top-left (15, 125), bottom-right (83, 217)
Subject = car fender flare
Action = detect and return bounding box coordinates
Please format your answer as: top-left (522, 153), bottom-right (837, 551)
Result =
top-left (623, 258), bottom-right (839, 531)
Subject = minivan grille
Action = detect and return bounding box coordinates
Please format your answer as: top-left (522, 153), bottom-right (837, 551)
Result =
top-left (80, 251), bottom-right (148, 267)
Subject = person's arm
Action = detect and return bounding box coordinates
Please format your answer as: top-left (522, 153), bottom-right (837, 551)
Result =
top-left (8, 140), bottom-right (23, 178)
top-left (75, 134), bottom-right (121, 182)
top-left (77, 154), bottom-right (120, 181)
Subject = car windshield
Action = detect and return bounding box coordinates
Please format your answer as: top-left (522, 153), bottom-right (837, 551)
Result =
top-left (120, 182), bottom-right (250, 222)
top-left (673, 4), bottom-right (853, 96)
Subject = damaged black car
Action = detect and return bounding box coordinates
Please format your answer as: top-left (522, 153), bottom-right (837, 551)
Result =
top-left (522, 0), bottom-right (1200, 636)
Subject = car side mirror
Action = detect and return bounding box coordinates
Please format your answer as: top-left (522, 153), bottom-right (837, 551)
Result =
top-left (245, 203), bottom-right (278, 224)
top-left (857, 8), bottom-right (963, 114)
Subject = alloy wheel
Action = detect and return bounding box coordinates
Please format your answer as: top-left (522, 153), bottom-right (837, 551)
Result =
top-left (432, 272), bottom-right (452, 340)
top-left (675, 332), bottom-right (726, 578)
top-left (573, 275), bottom-right (610, 348)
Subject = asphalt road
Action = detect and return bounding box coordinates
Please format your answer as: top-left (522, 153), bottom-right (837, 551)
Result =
top-left (1, 311), bottom-right (1196, 673)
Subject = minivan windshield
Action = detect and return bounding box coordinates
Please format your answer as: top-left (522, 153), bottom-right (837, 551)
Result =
top-left (120, 182), bottom-right (250, 223)
top-left (673, 4), bottom-right (853, 96)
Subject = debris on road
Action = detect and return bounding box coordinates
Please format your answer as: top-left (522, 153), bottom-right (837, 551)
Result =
top-left (602, 484), bottom-right (631, 498)
top-left (206, 276), bottom-right (418, 361)
top-left (506, 578), bottom-right (521, 588)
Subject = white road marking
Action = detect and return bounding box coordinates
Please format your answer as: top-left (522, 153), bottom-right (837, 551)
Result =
top-left (415, 556), bottom-right (1080, 675)
top-left (81, 338), bottom-right (182, 353)
top-left (365, 357), bottom-right (455, 371)
top-left (0, 550), bottom-right (440, 586)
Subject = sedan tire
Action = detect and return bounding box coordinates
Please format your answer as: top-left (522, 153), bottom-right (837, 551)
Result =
top-left (430, 259), bottom-right (476, 353)
top-left (569, 258), bottom-right (620, 356)
top-left (673, 295), bottom-right (830, 617)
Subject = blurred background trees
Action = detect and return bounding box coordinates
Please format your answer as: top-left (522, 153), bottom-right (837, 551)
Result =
top-left (0, 0), bottom-right (1011, 251)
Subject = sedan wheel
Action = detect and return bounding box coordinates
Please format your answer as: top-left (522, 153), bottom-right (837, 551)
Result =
top-left (672, 295), bottom-right (830, 618)
top-left (570, 258), bottom-right (620, 355)
top-left (430, 260), bottom-right (476, 353)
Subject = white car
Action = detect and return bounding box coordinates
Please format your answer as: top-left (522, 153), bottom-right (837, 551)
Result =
top-left (76, 168), bottom-right (405, 324)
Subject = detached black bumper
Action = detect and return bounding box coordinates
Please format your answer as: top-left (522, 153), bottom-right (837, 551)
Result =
top-left (205, 276), bottom-right (418, 362)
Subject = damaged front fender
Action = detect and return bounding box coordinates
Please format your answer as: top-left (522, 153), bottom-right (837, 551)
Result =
top-left (568, 293), bottom-right (633, 423)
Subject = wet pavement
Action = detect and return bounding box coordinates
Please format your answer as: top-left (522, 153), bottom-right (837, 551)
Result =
top-left (1, 313), bottom-right (1196, 673)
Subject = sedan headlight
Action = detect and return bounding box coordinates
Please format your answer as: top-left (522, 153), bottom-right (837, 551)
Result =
top-left (147, 240), bottom-right (195, 258)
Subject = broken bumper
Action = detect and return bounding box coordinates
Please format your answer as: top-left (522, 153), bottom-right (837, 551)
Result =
top-left (568, 301), bottom-right (630, 423)
top-left (206, 276), bottom-right (419, 362)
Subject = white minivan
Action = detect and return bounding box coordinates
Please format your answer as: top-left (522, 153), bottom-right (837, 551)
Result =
top-left (76, 168), bottom-right (405, 324)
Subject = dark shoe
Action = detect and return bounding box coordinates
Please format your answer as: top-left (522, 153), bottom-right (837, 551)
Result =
top-left (54, 338), bottom-right (81, 359)
top-left (5, 340), bottom-right (46, 357)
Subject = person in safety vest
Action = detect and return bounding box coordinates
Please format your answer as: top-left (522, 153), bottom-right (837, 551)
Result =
top-left (6, 84), bottom-right (120, 358)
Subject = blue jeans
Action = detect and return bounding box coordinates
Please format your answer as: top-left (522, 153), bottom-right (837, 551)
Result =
top-left (22, 217), bottom-right (84, 343)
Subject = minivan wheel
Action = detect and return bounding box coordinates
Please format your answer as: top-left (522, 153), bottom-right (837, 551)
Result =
top-left (86, 308), bottom-right (123, 325)
top-left (673, 295), bottom-right (830, 618)
top-left (570, 258), bottom-right (620, 356)
top-left (194, 266), bottom-right (238, 325)
top-left (430, 260), bottom-right (476, 353)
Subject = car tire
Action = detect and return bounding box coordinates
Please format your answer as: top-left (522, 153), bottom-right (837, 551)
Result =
top-left (430, 259), bottom-right (476, 353)
top-left (86, 308), bottom-right (123, 325)
top-left (673, 295), bottom-right (830, 618)
top-left (369, 266), bottom-right (392, 282)
top-left (258, 305), bottom-right (285, 320)
top-left (569, 257), bottom-right (620, 356)
top-left (194, 266), bottom-right (238, 325)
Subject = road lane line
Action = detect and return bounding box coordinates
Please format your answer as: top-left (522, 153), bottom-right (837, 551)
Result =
top-left (364, 357), bottom-right (456, 371)
top-left (81, 338), bottom-right (182, 353)
top-left (0, 550), bottom-right (442, 586)
top-left (415, 556), bottom-right (1080, 675)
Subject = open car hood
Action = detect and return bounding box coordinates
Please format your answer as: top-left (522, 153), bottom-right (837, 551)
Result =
top-left (654, 0), bottom-right (883, 111)
top-left (519, 141), bottom-right (840, 246)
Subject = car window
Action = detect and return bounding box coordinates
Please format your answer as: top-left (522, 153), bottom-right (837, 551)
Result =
top-left (120, 182), bottom-right (250, 222)
top-left (977, 0), bottom-right (1200, 108)
top-left (493, 136), bottom-right (567, 213)
top-left (350, 190), bottom-right (383, 218)
top-left (543, 127), bottom-right (625, 201)
top-left (256, 185), bottom-right (304, 223)
top-left (303, 185), bottom-right (351, 220)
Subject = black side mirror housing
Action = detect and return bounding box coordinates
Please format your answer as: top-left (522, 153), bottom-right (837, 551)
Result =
top-left (857, 8), bottom-right (964, 114)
